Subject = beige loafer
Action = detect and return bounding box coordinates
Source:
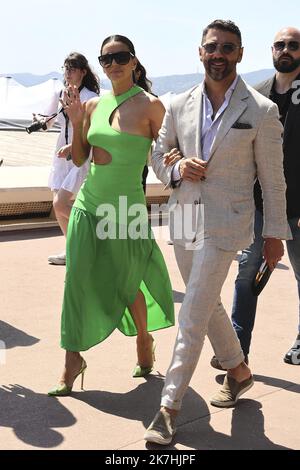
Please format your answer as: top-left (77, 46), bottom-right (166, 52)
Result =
top-left (144, 409), bottom-right (176, 445)
top-left (210, 374), bottom-right (254, 408)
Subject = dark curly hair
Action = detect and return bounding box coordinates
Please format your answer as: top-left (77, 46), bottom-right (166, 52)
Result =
top-left (202, 19), bottom-right (242, 45)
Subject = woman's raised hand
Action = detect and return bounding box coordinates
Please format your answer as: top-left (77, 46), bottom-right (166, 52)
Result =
top-left (60, 85), bottom-right (86, 125)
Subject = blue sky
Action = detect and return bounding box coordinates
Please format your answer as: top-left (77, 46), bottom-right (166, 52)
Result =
top-left (3, 0), bottom-right (300, 78)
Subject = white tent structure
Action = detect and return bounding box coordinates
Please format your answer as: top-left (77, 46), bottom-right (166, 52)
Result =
top-left (0, 76), bottom-right (173, 131)
top-left (0, 77), bottom-right (64, 130)
top-left (0, 77), bottom-right (112, 131)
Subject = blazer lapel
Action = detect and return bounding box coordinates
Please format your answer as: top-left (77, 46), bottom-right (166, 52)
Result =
top-left (189, 85), bottom-right (203, 159)
top-left (209, 78), bottom-right (249, 159)
top-left (256, 76), bottom-right (274, 97)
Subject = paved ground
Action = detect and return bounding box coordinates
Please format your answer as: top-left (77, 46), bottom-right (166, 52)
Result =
top-left (0, 225), bottom-right (299, 450)
top-left (0, 130), bottom-right (56, 166)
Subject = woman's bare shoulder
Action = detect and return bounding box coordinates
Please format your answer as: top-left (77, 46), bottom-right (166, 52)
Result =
top-left (138, 91), bottom-right (165, 112)
top-left (142, 91), bottom-right (159, 102)
top-left (86, 96), bottom-right (100, 107)
top-left (86, 97), bottom-right (100, 116)
top-left (149, 95), bottom-right (166, 115)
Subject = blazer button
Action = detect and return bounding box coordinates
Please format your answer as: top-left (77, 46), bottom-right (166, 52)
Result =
top-left (194, 200), bottom-right (199, 205)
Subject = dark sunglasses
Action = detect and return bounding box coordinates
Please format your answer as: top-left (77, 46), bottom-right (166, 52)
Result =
top-left (202, 42), bottom-right (240, 55)
top-left (273, 40), bottom-right (300, 52)
top-left (98, 51), bottom-right (135, 68)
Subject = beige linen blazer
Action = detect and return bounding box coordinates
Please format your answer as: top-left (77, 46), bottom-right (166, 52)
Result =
top-left (152, 77), bottom-right (291, 251)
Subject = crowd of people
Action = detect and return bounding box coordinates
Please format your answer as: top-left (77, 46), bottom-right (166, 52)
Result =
top-left (29, 20), bottom-right (300, 445)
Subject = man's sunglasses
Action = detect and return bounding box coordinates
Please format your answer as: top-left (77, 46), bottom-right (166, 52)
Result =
top-left (202, 42), bottom-right (240, 55)
top-left (98, 51), bottom-right (135, 68)
top-left (273, 40), bottom-right (300, 52)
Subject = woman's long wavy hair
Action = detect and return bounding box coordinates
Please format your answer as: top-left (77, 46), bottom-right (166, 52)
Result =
top-left (64, 52), bottom-right (100, 94)
top-left (100, 35), bottom-right (152, 92)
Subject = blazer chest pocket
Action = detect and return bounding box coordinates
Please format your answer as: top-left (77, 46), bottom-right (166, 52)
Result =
top-left (226, 128), bottom-right (257, 146)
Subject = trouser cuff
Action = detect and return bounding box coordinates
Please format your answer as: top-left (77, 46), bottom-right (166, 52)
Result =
top-left (161, 397), bottom-right (182, 411)
top-left (220, 350), bottom-right (245, 369)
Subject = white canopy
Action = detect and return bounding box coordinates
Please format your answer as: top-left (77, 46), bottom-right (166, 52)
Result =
top-left (0, 77), bottom-right (63, 130)
top-left (0, 78), bottom-right (171, 131)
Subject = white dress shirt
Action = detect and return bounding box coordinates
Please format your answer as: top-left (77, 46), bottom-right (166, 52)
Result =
top-left (172, 75), bottom-right (239, 181)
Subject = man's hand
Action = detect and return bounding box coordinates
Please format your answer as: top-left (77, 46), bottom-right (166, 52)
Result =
top-left (179, 158), bottom-right (207, 182)
top-left (164, 148), bottom-right (183, 166)
top-left (263, 238), bottom-right (284, 271)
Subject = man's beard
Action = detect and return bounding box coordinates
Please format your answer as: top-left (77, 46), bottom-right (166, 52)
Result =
top-left (273, 54), bottom-right (300, 73)
top-left (205, 59), bottom-right (235, 81)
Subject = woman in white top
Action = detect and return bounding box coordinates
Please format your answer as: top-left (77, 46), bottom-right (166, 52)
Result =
top-left (36, 52), bottom-right (99, 264)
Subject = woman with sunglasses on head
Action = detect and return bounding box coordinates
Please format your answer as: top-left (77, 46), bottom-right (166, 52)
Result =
top-left (35, 52), bottom-right (99, 265)
top-left (48, 35), bottom-right (174, 396)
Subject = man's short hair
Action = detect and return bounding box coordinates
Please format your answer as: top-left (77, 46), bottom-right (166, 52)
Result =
top-left (202, 20), bottom-right (242, 45)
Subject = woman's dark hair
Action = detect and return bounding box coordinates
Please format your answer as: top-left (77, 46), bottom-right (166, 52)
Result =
top-left (202, 19), bottom-right (242, 45)
top-left (101, 35), bottom-right (152, 92)
top-left (134, 60), bottom-right (152, 93)
top-left (64, 52), bottom-right (100, 94)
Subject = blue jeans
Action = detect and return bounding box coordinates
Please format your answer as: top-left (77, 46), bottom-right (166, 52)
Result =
top-left (232, 210), bottom-right (300, 356)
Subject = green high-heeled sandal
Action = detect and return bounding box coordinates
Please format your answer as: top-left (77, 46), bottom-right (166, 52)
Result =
top-left (48, 358), bottom-right (87, 396)
top-left (133, 336), bottom-right (156, 378)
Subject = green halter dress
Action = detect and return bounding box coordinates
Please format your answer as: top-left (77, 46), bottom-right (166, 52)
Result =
top-left (60, 85), bottom-right (174, 351)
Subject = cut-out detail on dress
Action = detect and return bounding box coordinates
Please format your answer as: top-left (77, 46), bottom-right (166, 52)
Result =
top-left (92, 147), bottom-right (112, 165)
top-left (109, 98), bottom-right (150, 140)
top-left (109, 98), bottom-right (132, 133)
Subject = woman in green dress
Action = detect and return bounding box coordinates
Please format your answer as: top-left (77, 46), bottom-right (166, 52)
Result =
top-left (48, 35), bottom-right (174, 396)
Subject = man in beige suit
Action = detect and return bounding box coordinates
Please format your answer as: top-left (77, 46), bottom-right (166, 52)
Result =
top-left (144, 20), bottom-right (291, 445)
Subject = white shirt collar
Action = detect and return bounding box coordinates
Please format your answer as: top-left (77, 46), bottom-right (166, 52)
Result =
top-left (201, 74), bottom-right (240, 100)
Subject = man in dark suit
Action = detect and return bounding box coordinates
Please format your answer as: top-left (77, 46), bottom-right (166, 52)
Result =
top-left (211, 27), bottom-right (300, 369)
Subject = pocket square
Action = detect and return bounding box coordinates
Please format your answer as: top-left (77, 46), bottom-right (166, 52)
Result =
top-left (232, 122), bottom-right (253, 129)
